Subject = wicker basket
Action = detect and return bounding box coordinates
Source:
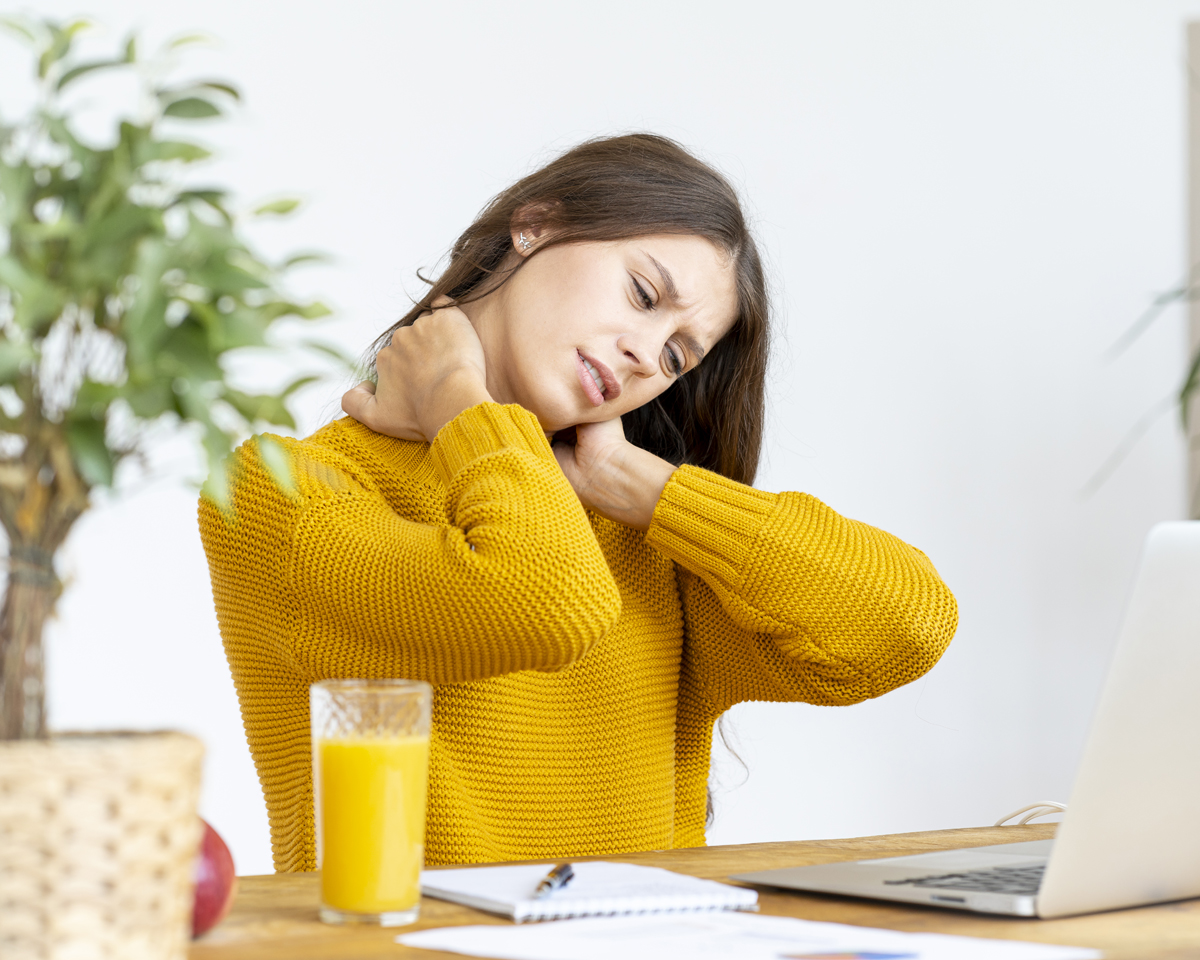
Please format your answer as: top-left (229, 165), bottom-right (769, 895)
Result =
top-left (0, 731), bottom-right (205, 960)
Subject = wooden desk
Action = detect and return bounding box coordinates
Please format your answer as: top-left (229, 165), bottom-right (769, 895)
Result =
top-left (189, 824), bottom-right (1199, 960)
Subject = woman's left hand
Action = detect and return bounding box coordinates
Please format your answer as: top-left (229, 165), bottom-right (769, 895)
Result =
top-left (552, 419), bottom-right (677, 531)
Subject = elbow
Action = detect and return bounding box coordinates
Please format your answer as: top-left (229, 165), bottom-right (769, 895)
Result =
top-left (868, 573), bottom-right (959, 697)
top-left (532, 579), bottom-right (623, 671)
top-left (517, 570), bottom-right (622, 672)
top-left (471, 542), bottom-right (623, 672)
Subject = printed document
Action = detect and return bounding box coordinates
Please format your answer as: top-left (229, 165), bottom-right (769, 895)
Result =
top-left (397, 911), bottom-right (1100, 959)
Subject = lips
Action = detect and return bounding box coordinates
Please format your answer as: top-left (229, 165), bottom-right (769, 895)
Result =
top-left (575, 351), bottom-right (621, 407)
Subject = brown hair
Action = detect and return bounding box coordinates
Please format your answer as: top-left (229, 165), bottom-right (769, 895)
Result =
top-left (373, 133), bottom-right (770, 486)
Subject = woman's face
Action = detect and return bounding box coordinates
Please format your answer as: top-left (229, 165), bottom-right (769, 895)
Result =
top-left (467, 234), bottom-right (739, 434)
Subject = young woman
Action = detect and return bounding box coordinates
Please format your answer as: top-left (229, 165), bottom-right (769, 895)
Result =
top-left (199, 134), bottom-right (958, 873)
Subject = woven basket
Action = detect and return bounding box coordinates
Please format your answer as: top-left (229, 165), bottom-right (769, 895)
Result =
top-left (0, 731), bottom-right (205, 960)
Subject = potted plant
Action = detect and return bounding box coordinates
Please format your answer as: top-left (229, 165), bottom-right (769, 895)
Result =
top-left (0, 17), bottom-right (339, 958)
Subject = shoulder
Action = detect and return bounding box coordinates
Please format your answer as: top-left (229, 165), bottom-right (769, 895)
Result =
top-left (234, 417), bottom-right (438, 501)
top-left (201, 419), bottom-right (422, 533)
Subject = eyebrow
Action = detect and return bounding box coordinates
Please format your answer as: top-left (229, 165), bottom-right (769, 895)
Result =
top-left (645, 253), bottom-right (681, 304)
top-left (645, 252), bottom-right (707, 364)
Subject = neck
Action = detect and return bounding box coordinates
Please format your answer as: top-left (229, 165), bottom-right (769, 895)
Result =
top-left (458, 286), bottom-right (518, 408)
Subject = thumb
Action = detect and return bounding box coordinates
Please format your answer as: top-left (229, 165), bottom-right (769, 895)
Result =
top-left (341, 380), bottom-right (377, 424)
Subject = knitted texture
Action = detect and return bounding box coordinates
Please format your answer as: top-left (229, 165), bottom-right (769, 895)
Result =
top-left (198, 403), bottom-right (958, 871)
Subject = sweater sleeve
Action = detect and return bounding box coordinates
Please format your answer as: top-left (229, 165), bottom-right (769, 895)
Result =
top-left (644, 465), bottom-right (958, 715)
top-left (281, 403), bottom-right (623, 685)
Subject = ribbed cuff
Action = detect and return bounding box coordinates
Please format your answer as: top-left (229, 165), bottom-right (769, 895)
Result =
top-left (429, 403), bottom-right (553, 485)
top-left (645, 465), bottom-right (777, 591)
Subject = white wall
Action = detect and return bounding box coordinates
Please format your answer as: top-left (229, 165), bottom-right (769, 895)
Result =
top-left (5, 0), bottom-right (1194, 875)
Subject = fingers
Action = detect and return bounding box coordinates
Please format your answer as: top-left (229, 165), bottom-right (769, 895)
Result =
top-left (431, 294), bottom-right (455, 309)
top-left (341, 381), bottom-right (377, 424)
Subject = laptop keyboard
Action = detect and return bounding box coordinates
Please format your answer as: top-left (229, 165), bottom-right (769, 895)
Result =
top-left (883, 864), bottom-right (1045, 895)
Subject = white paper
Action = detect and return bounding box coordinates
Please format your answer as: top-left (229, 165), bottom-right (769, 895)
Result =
top-left (397, 912), bottom-right (1102, 960)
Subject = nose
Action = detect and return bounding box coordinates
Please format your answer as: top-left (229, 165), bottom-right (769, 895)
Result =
top-left (616, 332), bottom-right (659, 379)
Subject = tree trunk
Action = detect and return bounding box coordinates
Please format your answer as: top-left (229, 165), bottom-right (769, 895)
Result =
top-left (0, 545), bottom-right (59, 740)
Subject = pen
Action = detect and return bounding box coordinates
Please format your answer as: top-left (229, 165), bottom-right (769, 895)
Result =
top-left (533, 862), bottom-right (575, 899)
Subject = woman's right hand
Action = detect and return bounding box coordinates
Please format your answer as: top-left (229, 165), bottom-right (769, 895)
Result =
top-left (342, 297), bottom-right (493, 442)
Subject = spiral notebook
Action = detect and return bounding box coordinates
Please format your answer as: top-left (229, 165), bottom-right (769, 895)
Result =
top-left (419, 860), bottom-right (759, 923)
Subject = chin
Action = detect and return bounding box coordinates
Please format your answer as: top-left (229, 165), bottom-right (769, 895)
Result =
top-left (516, 391), bottom-right (581, 435)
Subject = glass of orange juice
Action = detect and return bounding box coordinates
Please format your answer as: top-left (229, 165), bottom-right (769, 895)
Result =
top-left (310, 678), bottom-right (432, 926)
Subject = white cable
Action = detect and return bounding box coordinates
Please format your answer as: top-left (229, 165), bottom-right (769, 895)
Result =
top-left (994, 801), bottom-right (1067, 827)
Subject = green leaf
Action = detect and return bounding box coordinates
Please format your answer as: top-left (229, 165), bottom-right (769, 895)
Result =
top-left (0, 255), bottom-right (66, 333)
top-left (258, 299), bottom-right (331, 321)
top-left (1181, 348), bottom-right (1200, 429)
top-left (65, 417), bottom-right (113, 487)
top-left (197, 80), bottom-right (241, 101)
top-left (191, 299), bottom-right (267, 350)
top-left (193, 255), bottom-right (268, 296)
top-left (300, 338), bottom-right (359, 372)
top-left (172, 189), bottom-right (231, 222)
top-left (281, 374), bottom-right (320, 398)
top-left (123, 34), bottom-right (136, 62)
top-left (159, 323), bottom-right (224, 382)
top-left (80, 205), bottom-right (163, 262)
top-left (40, 20), bottom-right (91, 79)
top-left (0, 17), bottom-right (36, 44)
top-left (295, 300), bottom-right (332, 320)
top-left (201, 457), bottom-right (232, 512)
top-left (124, 380), bottom-right (175, 419)
top-left (167, 33), bottom-right (210, 50)
top-left (253, 198), bottom-right (301, 217)
top-left (0, 340), bottom-right (35, 383)
top-left (163, 97), bottom-right (221, 119)
top-left (199, 422), bottom-right (234, 510)
top-left (0, 163), bottom-right (34, 228)
top-left (152, 141), bottom-right (212, 162)
top-left (221, 388), bottom-right (296, 429)
top-left (257, 434), bottom-right (296, 498)
top-left (73, 380), bottom-right (120, 417)
top-left (41, 114), bottom-right (90, 165)
top-left (56, 58), bottom-right (126, 91)
top-left (282, 251), bottom-right (331, 269)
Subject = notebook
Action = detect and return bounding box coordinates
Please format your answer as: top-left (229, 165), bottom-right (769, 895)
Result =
top-left (419, 860), bottom-right (759, 923)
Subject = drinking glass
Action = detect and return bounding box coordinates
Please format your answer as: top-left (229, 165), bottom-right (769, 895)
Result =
top-left (310, 678), bottom-right (432, 926)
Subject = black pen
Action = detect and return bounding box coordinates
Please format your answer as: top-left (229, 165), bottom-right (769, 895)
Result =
top-left (533, 862), bottom-right (574, 899)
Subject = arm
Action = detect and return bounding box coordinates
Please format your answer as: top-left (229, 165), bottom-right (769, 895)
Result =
top-left (283, 403), bottom-right (622, 685)
top-left (646, 465), bottom-right (958, 714)
top-left (555, 419), bottom-right (955, 710)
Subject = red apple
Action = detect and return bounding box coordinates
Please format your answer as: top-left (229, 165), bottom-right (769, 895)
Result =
top-left (192, 818), bottom-right (238, 938)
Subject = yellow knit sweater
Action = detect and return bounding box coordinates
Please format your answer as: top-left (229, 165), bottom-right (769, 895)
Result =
top-left (198, 403), bottom-right (958, 872)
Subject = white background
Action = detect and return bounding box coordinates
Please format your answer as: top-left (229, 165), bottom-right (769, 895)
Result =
top-left (1, 0), bottom-right (1193, 875)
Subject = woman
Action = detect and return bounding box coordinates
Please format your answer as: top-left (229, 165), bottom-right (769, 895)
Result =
top-left (199, 134), bottom-right (958, 873)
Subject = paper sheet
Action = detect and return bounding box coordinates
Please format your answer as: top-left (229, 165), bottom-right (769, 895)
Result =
top-left (397, 911), bottom-right (1101, 960)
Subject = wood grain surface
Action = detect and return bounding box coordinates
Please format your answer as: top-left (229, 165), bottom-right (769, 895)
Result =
top-left (189, 824), bottom-right (1200, 960)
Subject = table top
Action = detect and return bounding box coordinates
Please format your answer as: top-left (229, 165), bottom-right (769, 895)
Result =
top-left (189, 824), bottom-right (1200, 960)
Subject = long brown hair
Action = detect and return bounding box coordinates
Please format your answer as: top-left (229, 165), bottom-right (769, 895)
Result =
top-left (373, 134), bottom-right (770, 486)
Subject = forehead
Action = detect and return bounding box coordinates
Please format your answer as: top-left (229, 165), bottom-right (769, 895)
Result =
top-left (619, 234), bottom-right (739, 341)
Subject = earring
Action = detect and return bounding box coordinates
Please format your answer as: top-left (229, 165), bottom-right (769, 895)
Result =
top-left (519, 232), bottom-right (532, 251)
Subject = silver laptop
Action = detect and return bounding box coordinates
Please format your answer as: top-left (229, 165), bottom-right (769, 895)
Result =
top-left (732, 521), bottom-right (1200, 919)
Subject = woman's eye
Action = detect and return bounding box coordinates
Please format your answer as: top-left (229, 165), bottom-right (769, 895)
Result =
top-left (665, 344), bottom-right (683, 377)
top-left (633, 278), bottom-right (654, 309)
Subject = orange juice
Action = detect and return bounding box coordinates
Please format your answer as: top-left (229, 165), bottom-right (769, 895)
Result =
top-left (317, 735), bottom-right (430, 915)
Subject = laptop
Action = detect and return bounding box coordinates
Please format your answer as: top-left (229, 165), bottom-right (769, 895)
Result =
top-left (731, 521), bottom-right (1200, 919)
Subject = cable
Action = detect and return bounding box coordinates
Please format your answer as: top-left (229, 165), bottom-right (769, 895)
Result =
top-left (994, 801), bottom-right (1067, 827)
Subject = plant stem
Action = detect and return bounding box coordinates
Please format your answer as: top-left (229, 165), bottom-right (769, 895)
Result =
top-left (0, 545), bottom-right (58, 739)
top-left (0, 431), bottom-right (85, 741)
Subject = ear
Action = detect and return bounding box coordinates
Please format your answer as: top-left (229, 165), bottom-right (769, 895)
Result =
top-left (510, 201), bottom-right (557, 257)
